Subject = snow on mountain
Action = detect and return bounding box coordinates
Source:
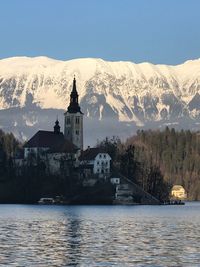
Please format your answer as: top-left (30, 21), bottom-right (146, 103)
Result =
top-left (1, 56), bottom-right (200, 143)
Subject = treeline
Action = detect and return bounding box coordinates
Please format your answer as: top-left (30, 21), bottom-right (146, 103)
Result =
top-left (1, 128), bottom-right (200, 202)
top-left (0, 129), bottom-right (20, 180)
top-left (0, 130), bottom-right (78, 203)
top-left (98, 127), bottom-right (200, 200)
top-left (97, 136), bottom-right (170, 202)
top-left (132, 128), bottom-right (200, 200)
top-left (0, 129), bottom-right (112, 204)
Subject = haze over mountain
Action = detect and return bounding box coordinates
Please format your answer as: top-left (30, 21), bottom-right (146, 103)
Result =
top-left (1, 56), bottom-right (200, 146)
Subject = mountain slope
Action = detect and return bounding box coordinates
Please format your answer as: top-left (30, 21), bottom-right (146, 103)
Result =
top-left (0, 56), bottom-right (200, 144)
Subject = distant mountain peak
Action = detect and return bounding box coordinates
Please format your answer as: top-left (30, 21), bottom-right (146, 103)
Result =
top-left (1, 56), bottom-right (200, 142)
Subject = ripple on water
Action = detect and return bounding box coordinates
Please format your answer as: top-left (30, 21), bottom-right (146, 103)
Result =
top-left (0, 203), bottom-right (199, 266)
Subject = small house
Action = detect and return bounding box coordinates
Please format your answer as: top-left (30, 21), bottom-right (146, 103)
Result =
top-left (79, 147), bottom-right (111, 178)
top-left (171, 185), bottom-right (187, 200)
top-left (110, 177), bottom-right (120, 185)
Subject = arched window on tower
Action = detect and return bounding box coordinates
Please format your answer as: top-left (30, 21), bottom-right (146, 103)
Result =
top-left (66, 118), bottom-right (70, 125)
top-left (76, 117), bottom-right (80, 124)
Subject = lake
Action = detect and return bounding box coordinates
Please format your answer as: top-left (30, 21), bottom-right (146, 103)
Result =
top-left (0, 202), bottom-right (199, 266)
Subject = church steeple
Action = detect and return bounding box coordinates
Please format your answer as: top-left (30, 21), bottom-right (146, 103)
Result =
top-left (64, 77), bottom-right (84, 150)
top-left (67, 77), bottom-right (83, 114)
top-left (54, 119), bottom-right (60, 134)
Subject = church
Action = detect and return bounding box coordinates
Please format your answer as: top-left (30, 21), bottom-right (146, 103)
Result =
top-left (64, 77), bottom-right (83, 150)
top-left (15, 77), bottom-right (111, 176)
top-left (21, 78), bottom-right (83, 173)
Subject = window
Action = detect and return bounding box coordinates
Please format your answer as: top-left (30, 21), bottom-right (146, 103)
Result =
top-left (97, 169), bottom-right (99, 173)
top-left (76, 130), bottom-right (79, 135)
top-left (66, 118), bottom-right (70, 125)
top-left (103, 154), bottom-right (106, 158)
top-left (99, 154), bottom-right (102, 158)
top-left (97, 161), bottom-right (99, 165)
top-left (76, 117), bottom-right (80, 124)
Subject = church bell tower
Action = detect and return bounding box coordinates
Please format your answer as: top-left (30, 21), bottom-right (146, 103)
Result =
top-left (64, 77), bottom-right (83, 150)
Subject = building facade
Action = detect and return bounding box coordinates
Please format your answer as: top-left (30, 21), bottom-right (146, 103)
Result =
top-left (79, 147), bottom-right (111, 178)
top-left (22, 120), bottom-right (79, 174)
top-left (171, 185), bottom-right (187, 200)
top-left (64, 78), bottom-right (83, 150)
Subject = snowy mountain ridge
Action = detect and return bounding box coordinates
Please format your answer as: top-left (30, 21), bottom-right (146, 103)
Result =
top-left (1, 56), bottom-right (200, 134)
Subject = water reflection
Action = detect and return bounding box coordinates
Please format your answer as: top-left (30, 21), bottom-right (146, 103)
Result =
top-left (0, 204), bottom-right (199, 266)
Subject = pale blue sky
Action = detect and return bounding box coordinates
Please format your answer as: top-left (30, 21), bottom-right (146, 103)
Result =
top-left (0, 0), bottom-right (200, 64)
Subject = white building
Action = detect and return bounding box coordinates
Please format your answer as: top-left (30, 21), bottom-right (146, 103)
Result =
top-left (79, 147), bottom-right (111, 178)
top-left (110, 177), bottom-right (120, 185)
top-left (171, 185), bottom-right (187, 200)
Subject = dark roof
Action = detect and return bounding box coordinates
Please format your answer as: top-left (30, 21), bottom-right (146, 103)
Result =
top-left (79, 147), bottom-right (105, 161)
top-left (24, 131), bottom-right (64, 148)
top-left (48, 139), bottom-right (78, 153)
top-left (24, 130), bottom-right (78, 153)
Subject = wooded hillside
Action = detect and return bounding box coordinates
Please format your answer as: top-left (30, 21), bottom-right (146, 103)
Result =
top-left (127, 127), bottom-right (200, 200)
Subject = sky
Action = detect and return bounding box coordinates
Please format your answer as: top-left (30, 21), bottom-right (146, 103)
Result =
top-left (0, 0), bottom-right (200, 65)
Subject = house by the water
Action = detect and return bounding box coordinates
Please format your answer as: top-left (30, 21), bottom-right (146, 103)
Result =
top-left (171, 185), bottom-right (187, 200)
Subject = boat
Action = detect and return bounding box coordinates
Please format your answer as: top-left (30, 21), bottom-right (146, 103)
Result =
top-left (38, 197), bottom-right (55, 204)
top-left (164, 200), bottom-right (185, 205)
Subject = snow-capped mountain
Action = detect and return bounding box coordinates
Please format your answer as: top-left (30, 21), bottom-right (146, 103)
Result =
top-left (0, 56), bottom-right (200, 145)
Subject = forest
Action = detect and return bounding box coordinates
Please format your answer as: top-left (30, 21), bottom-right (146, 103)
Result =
top-left (0, 127), bottom-right (200, 202)
top-left (98, 127), bottom-right (200, 200)
top-left (134, 127), bottom-right (200, 200)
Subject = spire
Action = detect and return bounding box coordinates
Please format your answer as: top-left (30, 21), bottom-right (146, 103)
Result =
top-left (72, 75), bottom-right (76, 92)
top-left (70, 76), bottom-right (78, 101)
top-left (67, 77), bottom-right (83, 114)
top-left (54, 118), bottom-right (60, 134)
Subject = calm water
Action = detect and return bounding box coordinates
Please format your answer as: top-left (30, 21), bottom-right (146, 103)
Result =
top-left (0, 203), bottom-right (199, 267)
